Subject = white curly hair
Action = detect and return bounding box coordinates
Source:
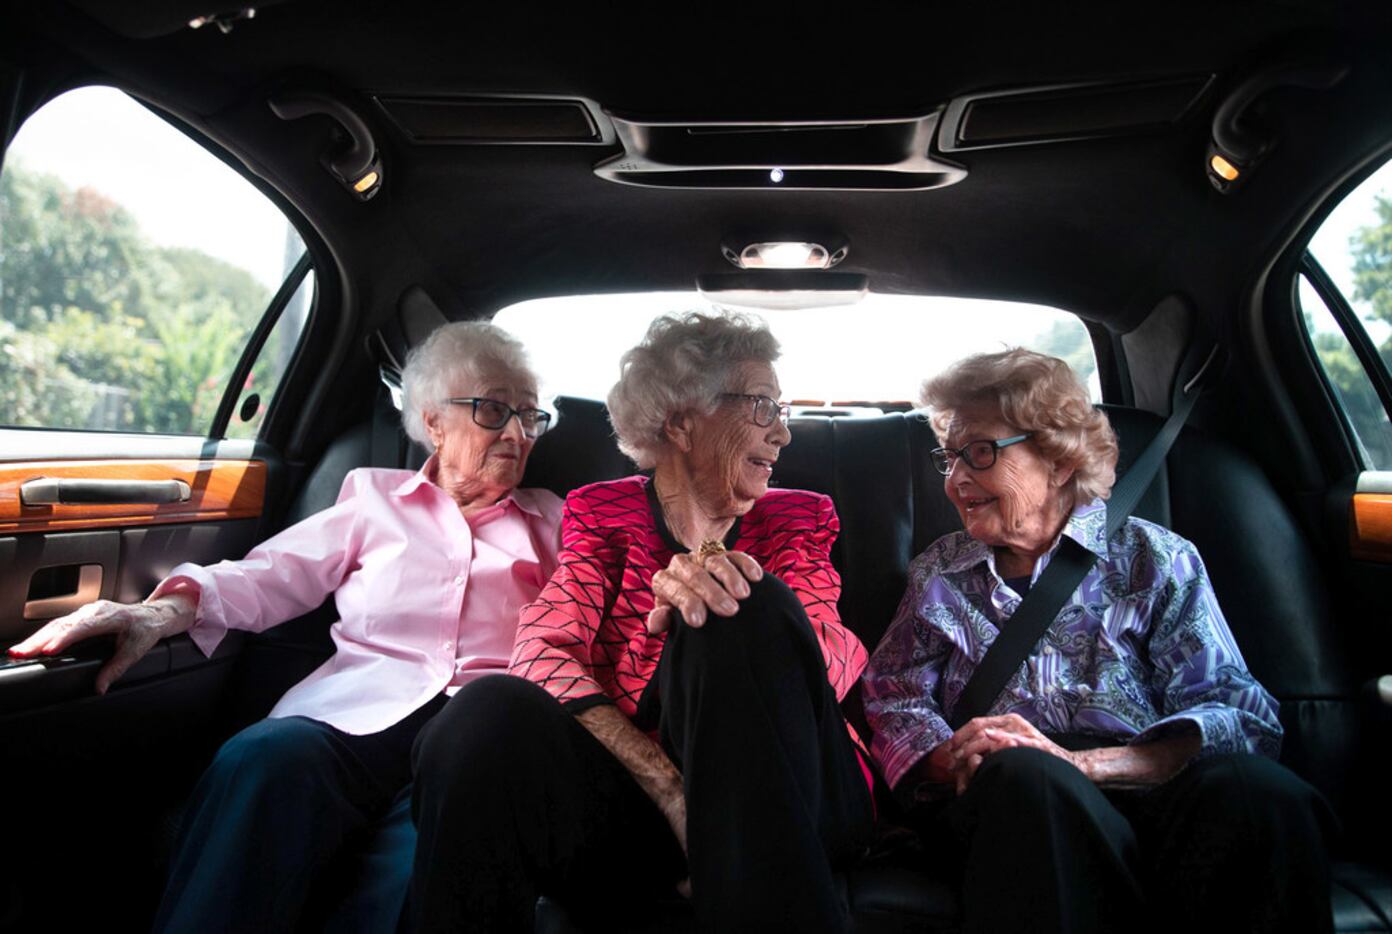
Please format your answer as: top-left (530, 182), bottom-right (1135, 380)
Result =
top-left (607, 311), bottom-right (781, 468)
top-left (400, 321), bottom-right (536, 447)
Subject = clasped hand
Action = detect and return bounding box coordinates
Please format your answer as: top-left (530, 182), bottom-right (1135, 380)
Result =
top-left (929, 713), bottom-right (1083, 796)
top-left (646, 550), bottom-right (762, 633)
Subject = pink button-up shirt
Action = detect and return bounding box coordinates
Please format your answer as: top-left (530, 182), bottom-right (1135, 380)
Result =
top-left (150, 458), bottom-right (563, 735)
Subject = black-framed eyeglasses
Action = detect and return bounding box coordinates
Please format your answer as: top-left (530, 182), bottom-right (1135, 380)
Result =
top-left (719, 392), bottom-right (791, 428)
top-left (930, 433), bottom-right (1032, 476)
top-left (444, 397), bottom-right (551, 438)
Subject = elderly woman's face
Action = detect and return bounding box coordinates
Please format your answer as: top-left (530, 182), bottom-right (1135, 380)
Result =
top-left (942, 409), bottom-right (1071, 557)
top-left (425, 368), bottom-right (539, 496)
top-left (685, 360), bottom-right (791, 511)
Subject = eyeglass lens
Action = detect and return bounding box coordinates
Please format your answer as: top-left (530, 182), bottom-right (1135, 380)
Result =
top-left (931, 440), bottom-right (1004, 475)
top-left (752, 396), bottom-right (790, 427)
top-left (470, 399), bottom-right (549, 437)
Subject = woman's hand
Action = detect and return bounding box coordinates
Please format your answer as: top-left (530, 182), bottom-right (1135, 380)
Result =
top-left (935, 713), bottom-right (1081, 795)
top-left (7, 593), bottom-right (197, 694)
top-left (933, 713), bottom-right (1201, 794)
top-left (646, 550), bottom-right (763, 633)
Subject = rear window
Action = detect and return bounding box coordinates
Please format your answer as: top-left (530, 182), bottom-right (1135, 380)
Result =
top-left (493, 292), bottom-right (1097, 408)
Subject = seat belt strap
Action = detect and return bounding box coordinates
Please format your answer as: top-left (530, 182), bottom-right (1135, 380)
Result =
top-left (946, 344), bottom-right (1220, 731)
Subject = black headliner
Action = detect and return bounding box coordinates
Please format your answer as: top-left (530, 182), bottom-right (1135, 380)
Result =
top-left (3, 2), bottom-right (1392, 334)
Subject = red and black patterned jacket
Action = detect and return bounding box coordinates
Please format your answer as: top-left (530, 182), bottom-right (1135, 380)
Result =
top-left (509, 475), bottom-right (868, 722)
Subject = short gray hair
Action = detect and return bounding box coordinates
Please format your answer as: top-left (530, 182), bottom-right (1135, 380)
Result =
top-left (920, 348), bottom-right (1118, 503)
top-left (400, 321), bottom-right (536, 447)
top-left (607, 311), bottom-right (781, 468)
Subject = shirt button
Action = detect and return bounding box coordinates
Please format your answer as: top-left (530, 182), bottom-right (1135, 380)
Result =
top-left (443, 641), bottom-right (453, 652)
top-left (453, 575), bottom-right (464, 586)
top-left (1043, 645), bottom-right (1055, 656)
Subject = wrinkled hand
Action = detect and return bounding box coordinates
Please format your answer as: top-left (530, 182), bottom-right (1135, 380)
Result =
top-left (7, 594), bottom-right (196, 694)
top-left (646, 550), bottom-right (763, 633)
top-left (935, 714), bottom-right (1082, 795)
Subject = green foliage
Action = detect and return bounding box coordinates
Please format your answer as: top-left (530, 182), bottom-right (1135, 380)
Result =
top-left (1334, 185), bottom-right (1392, 467)
top-left (1309, 330), bottom-right (1392, 468)
top-left (1351, 193), bottom-right (1392, 337)
top-left (0, 163), bottom-right (272, 434)
top-left (0, 166), bottom-right (154, 327)
top-left (0, 318), bottom-right (97, 427)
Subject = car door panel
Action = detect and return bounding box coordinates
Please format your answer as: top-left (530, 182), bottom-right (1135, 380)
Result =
top-left (0, 432), bottom-right (281, 714)
top-left (0, 457), bottom-right (266, 536)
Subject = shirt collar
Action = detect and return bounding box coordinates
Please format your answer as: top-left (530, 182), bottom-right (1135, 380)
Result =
top-left (1064, 497), bottom-right (1109, 559)
top-left (391, 454), bottom-right (542, 517)
top-left (939, 496), bottom-right (1109, 575)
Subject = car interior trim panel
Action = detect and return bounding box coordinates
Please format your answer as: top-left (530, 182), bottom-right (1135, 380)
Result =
top-left (0, 459), bottom-right (266, 534)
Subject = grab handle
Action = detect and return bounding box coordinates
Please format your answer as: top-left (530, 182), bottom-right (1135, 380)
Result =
top-left (20, 477), bottom-right (191, 506)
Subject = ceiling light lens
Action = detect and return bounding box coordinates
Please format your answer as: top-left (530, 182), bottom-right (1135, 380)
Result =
top-left (738, 242), bottom-right (831, 270)
top-left (769, 168), bottom-right (785, 183)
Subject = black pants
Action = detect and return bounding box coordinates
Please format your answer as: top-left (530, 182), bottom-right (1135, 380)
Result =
top-left (925, 745), bottom-right (1337, 934)
top-left (152, 695), bottom-right (445, 934)
top-left (408, 575), bottom-right (874, 934)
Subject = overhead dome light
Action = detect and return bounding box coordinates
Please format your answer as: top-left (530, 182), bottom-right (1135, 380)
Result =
top-left (733, 241), bottom-right (838, 270)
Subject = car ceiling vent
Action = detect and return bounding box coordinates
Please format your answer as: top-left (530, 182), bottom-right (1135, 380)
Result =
top-left (373, 95), bottom-right (612, 145)
top-left (938, 76), bottom-right (1213, 152)
top-left (594, 113), bottom-right (966, 191)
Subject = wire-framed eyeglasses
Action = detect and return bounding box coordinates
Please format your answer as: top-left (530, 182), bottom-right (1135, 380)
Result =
top-left (444, 397), bottom-right (551, 439)
top-left (719, 392), bottom-right (791, 427)
top-left (930, 433), bottom-right (1033, 476)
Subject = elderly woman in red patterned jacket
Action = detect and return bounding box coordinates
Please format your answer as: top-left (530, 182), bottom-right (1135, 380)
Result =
top-left (407, 311), bottom-right (874, 934)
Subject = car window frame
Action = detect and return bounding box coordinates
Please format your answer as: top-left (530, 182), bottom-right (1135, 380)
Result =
top-left (209, 252), bottom-right (316, 439)
top-left (1253, 140), bottom-right (1392, 487)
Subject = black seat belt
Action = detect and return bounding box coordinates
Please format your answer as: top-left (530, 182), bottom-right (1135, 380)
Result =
top-left (947, 344), bottom-right (1222, 730)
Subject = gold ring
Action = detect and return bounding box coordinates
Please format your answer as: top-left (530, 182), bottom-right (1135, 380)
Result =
top-left (695, 540), bottom-right (727, 561)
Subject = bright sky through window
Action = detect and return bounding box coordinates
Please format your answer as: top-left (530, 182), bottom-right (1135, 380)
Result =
top-left (5, 86), bottom-right (297, 290)
top-left (494, 292), bottom-right (1099, 406)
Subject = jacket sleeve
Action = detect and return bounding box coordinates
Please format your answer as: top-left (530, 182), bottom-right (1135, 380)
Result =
top-left (148, 469), bottom-right (365, 658)
top-left (762, 493), bottom-right (868, 701)
top-left (509, 488), bottom-right (620, 708)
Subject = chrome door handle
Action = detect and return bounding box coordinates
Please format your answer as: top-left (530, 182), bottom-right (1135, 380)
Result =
top-left (20, 478), bottom-right (191, 506)
top-left (23, 565), bottom-right (103, 620)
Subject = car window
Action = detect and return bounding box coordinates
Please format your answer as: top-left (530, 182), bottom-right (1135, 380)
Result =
top-left (493, 292), bottom-right (1097, 408)
top-left (223, 270), bottom-right (316, 440)
top-left (1298, 274), bottom-right (1392, 467)
top-left (1300, 158), bottom-right (1392, 469)
top-left (0, 86), bottom-right (310, 436)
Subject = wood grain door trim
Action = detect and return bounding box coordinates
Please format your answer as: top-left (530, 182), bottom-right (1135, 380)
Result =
top-left (0, 459), bottom-right (265, 534)
top-left (1351, 492), bottom-right (1392, 562)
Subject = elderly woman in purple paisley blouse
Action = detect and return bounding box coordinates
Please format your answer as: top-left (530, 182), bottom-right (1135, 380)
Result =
top-left (863, 348), bottom-right (1335, 934)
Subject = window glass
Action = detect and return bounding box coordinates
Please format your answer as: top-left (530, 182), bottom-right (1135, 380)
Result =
top-left (0, 86), bottom-right (309, 435)
top-left (1301, 158), bottom-right (1392, 468)
top-left (1298, 274), bottom-right (1392, 468)
top-left (493, 292), bottom-right (1097, 408)
top-left (224, 271), bottom-right (316, 440)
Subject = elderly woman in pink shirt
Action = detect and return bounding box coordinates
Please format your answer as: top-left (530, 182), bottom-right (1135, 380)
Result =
top-left (9, 321), bottom-right (563, 933)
